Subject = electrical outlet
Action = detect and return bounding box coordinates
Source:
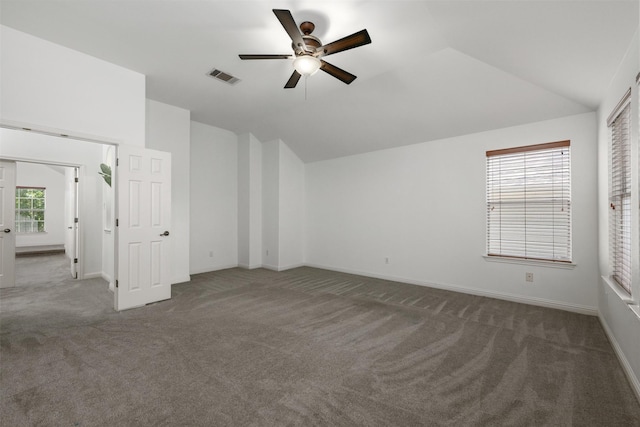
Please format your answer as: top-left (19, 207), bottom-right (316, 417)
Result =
top-left (209, 251), bottom-right (213, 258)
top-left (526, 272), bottom-right (534, 282)
top-left (266, 249), bottom-right (269, 256)
top-left (385, 257), bottom-right (390, 264)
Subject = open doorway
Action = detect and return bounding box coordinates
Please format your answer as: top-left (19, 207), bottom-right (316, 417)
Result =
top-left (1, 127), bottom-right (115, 294)
top-left (13, 162), bottom-right (78, 288)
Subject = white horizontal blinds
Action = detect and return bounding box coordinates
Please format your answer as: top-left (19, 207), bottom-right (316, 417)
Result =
top-left (609, 99), bottom-right (631, 294)
top-left (487, 140), bottom-right (571, 262)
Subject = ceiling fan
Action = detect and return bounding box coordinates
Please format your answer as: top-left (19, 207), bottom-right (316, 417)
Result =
top-left (239, 9), bottom-right (372, 88)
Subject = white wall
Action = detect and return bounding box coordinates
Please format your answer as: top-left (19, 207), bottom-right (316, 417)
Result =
top-left (260, 139), bottom-right (306, 271)
top-left (238, 133), bottom-right (263, 269)
top-left (278, 142), bottom-right (305, 270)
top-left (1, 26), bottom-right (145, 146)
top-left (306, 112), bottom-right (599, 313)
top-left (1, 24), bottom-right (150, 284)
top-left (15, 163), bottom-right (66, 248)
top-left (262, 140), bottom-right (280, 270)
top-left (596, 29), bottom-right (640, 399)
top-left (146, 100), bottom-right (191, 284)
top-left (2, 129), bottom-right (104, 278)
top-left (189, 121), bottom-right (238, 274)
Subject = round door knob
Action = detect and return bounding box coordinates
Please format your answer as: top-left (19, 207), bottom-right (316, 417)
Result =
top-left (160, 231), bottom-right (170, 237)
top-left (3, 229), bottom-right (11, 233)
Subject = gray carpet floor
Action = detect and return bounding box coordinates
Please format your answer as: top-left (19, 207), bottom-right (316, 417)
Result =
top-left (1, 266), bottom-right (639, 426)
top-left (15, 252), bottom-right (75, 288)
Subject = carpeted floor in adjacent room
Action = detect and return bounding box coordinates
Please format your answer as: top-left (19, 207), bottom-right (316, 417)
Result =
top-left (1, 265), bottom-right (639, 426)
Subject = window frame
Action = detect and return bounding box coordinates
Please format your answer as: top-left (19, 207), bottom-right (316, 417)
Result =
top-left (486, 140), bottom-right (572, 264)
top-left (15, 186), bottom-right (46, 234)
top-left (607, 89), bottom-right (632, 296)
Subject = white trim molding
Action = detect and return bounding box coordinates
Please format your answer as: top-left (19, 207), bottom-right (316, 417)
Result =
top-left (189, 265), bottom-right (238, 276)
top-left (0, 119), bottom-right (121, 146)
top-left (305, 263), bottom-right (597, 316)
top-left (602, 275), bottom-right (635, 304)
top-left (171, 275), bottom-right (191, 285)
top-left (598, 313), bottom-right (640, 403)
top-left (483, 255), bottom-right (576, 270)
top-left (238, 263), bottom-right (263, 270)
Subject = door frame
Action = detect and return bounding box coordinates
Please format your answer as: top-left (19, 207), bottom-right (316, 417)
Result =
top-left (1, 120), bottom-right (120, 290)
top-left (1, 159), bottom-right (85, 281)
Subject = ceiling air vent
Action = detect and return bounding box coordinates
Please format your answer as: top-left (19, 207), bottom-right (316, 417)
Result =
top-left (208, 68), bottom-right (240, 85)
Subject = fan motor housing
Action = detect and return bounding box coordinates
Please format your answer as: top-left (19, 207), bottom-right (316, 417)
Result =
top-left (293, 35), bottom-right (321, 55)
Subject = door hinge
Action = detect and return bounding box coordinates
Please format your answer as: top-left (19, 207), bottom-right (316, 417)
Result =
top-left (74, 217), bottom-right (79, 223)
top-left (116, 219), bottom-right (119, 227)
top-left (74, 258), bottom-right (78, 264)
top-left (115, 280), bottom-right (119, 288)
top-left (116, 158), bottom-right (119, 166)
top-left (75, 177), bottom-right (79, 183)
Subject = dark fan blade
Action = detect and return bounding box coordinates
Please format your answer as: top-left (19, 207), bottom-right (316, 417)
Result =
top-left (318, 29), bottom-right (371, 57)
top-left (239, 54), bottom-right (292, 60)
top-left (320, 60), bottom-right (357, 84)
top-left (273, 9), bottom-right (307, 52)
top-left (284, 70), bottom-right (302, 89)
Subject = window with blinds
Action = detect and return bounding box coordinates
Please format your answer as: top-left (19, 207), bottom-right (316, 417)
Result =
top-left (608, 90), bottom-right (631, 295)
top-left (486, 141), bottom-right (571, 262)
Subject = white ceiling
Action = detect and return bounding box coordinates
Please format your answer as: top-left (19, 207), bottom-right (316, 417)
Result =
top-left (1, 0), bottom-right (637, 162)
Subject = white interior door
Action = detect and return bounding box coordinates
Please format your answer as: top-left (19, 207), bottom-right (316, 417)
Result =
top-left (116, 145), bottom-right (171, 310)
top-left (0, 160), bottom-right (16, 288)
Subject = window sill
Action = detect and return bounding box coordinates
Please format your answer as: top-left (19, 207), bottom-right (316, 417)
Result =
top-left (602, 275), bottom-right (634, 304)
top-left (483, 255), bottom-right (576, 269)
top-left (603, 276), bottom-right (640, 321)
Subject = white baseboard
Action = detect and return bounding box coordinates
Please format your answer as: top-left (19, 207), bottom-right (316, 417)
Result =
top-left (304, 263), bottom-right (598, 316)
top-left (274, 262), bottom-right (304, 272)
top-left (598, 313), bottom-right (640, 403)
top-left (82, 272), bottom-right (102, 280)
top-left (100, 273), bottom-right (189, 286)
top-left (259, 262), bottom-right (304, 272)
top-left (171, 275), bottom-right (191, 285)
top-left (281, 263), bottom-right (305, 271)
top-left (189, 264), bottom-right (238, 275)
top-left (238, 263), bottom-right (262, 270)
top-left (192, 263), bottom-right (301, 274)
top-left (101, 272), bottom-right (115, 292)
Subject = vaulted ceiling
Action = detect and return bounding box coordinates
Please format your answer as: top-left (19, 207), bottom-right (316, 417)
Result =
top-left (1, 1), bottom-right (637, 162)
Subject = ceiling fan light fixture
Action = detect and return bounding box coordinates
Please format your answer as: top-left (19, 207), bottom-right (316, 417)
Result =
top-left (293, 55), bottom-right (321, 76)
top-left (239, 9), bottom-right (371, 88)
